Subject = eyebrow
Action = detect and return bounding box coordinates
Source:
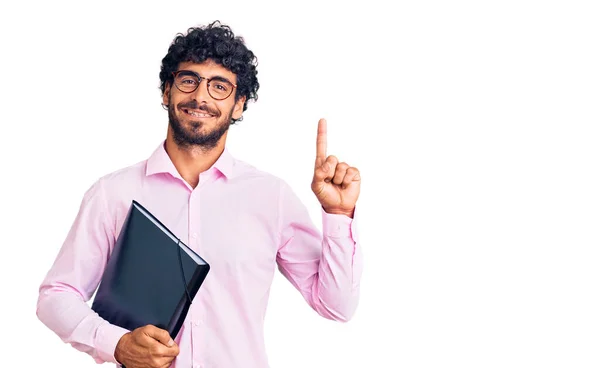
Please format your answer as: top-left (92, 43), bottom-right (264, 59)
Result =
top-left (209, 75), bottom-right (236, 86)
top-left (177, 70), bottom-right (236, 86)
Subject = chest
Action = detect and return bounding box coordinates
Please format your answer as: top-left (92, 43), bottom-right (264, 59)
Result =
top-left (115, 182), bottom-right (281, 285)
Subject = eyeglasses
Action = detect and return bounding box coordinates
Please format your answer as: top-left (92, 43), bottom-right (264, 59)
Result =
top-left (172, 70), bottom-right (237, 100)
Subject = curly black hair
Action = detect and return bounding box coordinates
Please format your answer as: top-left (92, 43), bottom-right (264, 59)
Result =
top-left (159, 21), bottom-right (259, 123)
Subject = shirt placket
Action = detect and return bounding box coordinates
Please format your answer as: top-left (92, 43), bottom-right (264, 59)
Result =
top-left (188, 172), bottom-right (212, 368)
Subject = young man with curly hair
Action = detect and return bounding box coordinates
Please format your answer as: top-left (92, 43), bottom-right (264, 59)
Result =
top-left (37, 21), bottom-right (363, 368)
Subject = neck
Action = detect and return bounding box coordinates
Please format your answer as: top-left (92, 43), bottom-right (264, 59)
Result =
top-left (164, 130), bottom-right (227, 188)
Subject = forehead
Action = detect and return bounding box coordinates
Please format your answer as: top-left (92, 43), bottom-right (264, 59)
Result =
top-left (177, 60), bottom-right (237, 83)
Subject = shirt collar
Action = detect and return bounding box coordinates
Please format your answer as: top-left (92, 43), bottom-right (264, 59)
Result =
top-left (145, 140), bottom-right (235, 179)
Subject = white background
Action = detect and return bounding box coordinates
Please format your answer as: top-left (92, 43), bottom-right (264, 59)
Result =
top-left (1, 0), bottom-right (599, 367)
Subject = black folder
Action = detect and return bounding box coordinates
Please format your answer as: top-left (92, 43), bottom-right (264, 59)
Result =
top-left (91, 200), bottom-right (210, 339)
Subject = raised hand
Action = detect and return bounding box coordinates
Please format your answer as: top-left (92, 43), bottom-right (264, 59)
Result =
top-left (114, 325), bottom-right (180, 368)
top-left (311, 118), bottom-right (361, 218)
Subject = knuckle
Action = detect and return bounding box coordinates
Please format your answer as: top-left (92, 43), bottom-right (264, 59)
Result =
top-left (150, 344), bottom-right (161, 355)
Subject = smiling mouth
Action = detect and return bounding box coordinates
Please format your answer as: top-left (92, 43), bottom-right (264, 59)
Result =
top-left (182, 108), bottom-right (215, 118)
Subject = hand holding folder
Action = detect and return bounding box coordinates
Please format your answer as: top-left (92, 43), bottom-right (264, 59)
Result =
top-left (91, 200), bottom-right (210, 340)
top-left (113, 324), bottom-right (180, 368)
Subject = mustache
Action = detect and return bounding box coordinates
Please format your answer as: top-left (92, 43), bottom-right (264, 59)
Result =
top-left (178, 101), bottom-right (219, 116)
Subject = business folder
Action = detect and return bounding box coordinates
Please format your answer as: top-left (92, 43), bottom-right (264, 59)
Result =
top-left (91, 200), bottom-right (210, 339)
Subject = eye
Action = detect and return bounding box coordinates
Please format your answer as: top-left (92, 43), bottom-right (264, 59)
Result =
top-left (180, 77), bottom-right (198, 85)
top-left (211, 81), bottom-right (229, 91)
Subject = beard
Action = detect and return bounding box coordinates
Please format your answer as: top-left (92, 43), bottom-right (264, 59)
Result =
top-left (168, 98), bottom-right (233, 150)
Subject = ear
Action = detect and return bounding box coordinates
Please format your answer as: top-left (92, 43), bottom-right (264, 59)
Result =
top-left (162, 83), bottom-right (171, 106)
top-left (232, 96), bottom-right (247, 120)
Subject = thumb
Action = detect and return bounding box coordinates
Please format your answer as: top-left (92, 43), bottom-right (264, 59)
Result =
top-left (144, 325), bottom-right (174, 347)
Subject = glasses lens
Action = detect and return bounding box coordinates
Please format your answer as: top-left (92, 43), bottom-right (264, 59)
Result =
top-left (208, 80), bottom-right (233, 100)
top-left (174, 72), bottom-right (199, 93)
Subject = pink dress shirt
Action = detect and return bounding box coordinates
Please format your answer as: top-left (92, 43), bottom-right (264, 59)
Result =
top-left (36, 141), bottom-right (362, 368)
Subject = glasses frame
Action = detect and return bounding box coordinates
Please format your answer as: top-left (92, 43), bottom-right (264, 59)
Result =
top-left (171, 70), bottom-right (238, 101)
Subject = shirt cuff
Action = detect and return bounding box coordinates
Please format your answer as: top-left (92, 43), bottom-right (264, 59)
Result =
top-left (321, 206), bottom-right (359, 241)
top-left (94, 322), bottom-right (130, 364)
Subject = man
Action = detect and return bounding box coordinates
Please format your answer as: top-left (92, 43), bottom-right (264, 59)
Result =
top-left (37, 21), bottom-right (362, 368)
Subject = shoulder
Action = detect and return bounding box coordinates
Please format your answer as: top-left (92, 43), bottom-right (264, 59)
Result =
top-left (83, 159), bottom-right (147, 200)
top-left (230, 156), bottom-right (288, 188)
top-left (227, 156), bottom-right (307, 210)
top-left (101, 159), bottom-right (146, 187)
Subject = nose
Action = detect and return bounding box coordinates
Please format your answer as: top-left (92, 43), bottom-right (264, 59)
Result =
top-left (191, 78), bottom-right (212, 102)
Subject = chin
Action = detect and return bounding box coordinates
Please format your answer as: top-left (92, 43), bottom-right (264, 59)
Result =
top-left (188, 121), bottom-right (203, 129)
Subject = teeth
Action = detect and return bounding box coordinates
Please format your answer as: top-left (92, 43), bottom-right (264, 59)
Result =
top-left (187, 110), bottom-right (212, 118)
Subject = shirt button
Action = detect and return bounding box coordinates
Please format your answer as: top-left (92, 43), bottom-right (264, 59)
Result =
top-left (192, 233), bottom-right (198, 238)
top-left (194, 320), bottom-right (200, 326)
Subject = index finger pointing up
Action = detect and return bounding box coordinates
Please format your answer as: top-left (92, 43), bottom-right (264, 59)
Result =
top-left (316, 118), bottom-right (327, 167)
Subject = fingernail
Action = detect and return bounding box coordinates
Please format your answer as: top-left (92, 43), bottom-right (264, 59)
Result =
top-left (168, 339), bottom-right (174, 346)
top-left (322, 163), bottom-right (330, 171)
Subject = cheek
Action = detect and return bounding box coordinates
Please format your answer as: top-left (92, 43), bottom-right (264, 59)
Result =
top-left (216, 101), bottom-right (234, 114)
top-left (168, 95), bottom-right (186, 110)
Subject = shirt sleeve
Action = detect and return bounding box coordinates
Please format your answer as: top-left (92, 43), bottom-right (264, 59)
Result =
top-left (276, 180), bottom-right (363, 322)
top-left (36, 178), bottom-right (129, 364)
